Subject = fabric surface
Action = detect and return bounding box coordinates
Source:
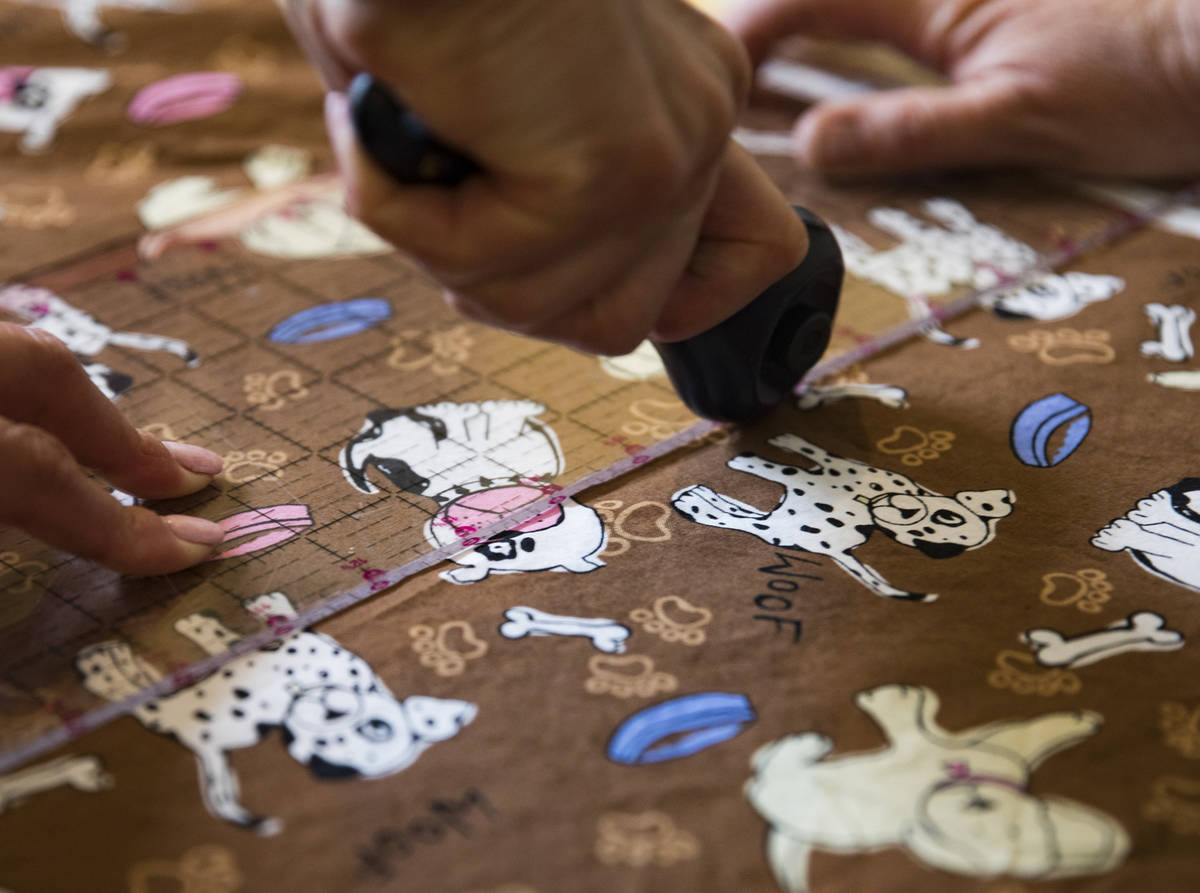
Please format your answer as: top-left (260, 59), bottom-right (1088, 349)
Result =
top-left (2, 3), bottom-right (1200, 892)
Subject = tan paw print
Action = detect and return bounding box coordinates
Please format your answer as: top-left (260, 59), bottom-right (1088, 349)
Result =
top-left (0, 551), bottom-right (47, 595)
top-left (621, 397), bottom-right (696, 440)
top-left (987, 650), bottom-right (1081, 697)
top-left (875, 426), bottom-right (955, 467)
top-left (222, 449), bottom-right (288, 484)
top-left (0, 187), bottom-right (75, 230)
top-left (87, 142), bottom-right (157, 185)
top-left (209, 34), bottom-right (281, 85)
top-left (129, 844), bottom-right (242, 893)
top-left (595, 499), bottom-right (672, 557)
top-left (1039, 569), bottom-right (1113, 613)
top-left (1161, 702), bottom-right (1200, 759)
top-left (629, 596), bottom-right (712, 646)
top-left (243, 370), bottom-right (309, 412)
top-left (594, 811), bottom-right (700, 868)
top-left (1008, 328), bottom-right (1115, 365)
top-left (409, 621), bottom-right (488, 677)
top-left (387, 325), bottom-right (473, 376)
top-left (585, 654), bottom-right (677, 699)
top-left (1143, 776), bottom-right (1200, 836)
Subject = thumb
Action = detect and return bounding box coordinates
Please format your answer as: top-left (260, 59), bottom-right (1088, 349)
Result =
top-left (795, 80), bottom-right (1054, 176)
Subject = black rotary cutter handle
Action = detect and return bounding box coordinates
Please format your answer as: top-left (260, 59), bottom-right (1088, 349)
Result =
top-left (347, 73), bottom-right (843, 422)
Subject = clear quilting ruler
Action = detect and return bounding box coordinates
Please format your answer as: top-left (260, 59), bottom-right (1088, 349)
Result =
top-left (0, 180), bottom-right (1196, 775)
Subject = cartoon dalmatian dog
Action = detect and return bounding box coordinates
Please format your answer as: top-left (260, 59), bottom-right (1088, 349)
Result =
top-left (672, 434), bottom-right (1014, 601)
top-left (75, 592), bottom-right (477, 833)
top-left (12, 0), bottom-right (186, 49)
top-left (1092, 478), bottom-right (1200, 593)
top-left (0, 66), bottom-right (111, 153)
top-left (0, 283), bottom-right (197, 399)
top-left (833, 199), bottom-right (1123, 346)
top-left (982, 272), bottom-right (1126, 321)
top-left (342, 401), bottom-right (607, 584)
top-left (748, 685), bottom-right (1128, 892)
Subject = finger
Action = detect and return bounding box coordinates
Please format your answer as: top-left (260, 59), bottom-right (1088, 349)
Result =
top-left (533, 200), bottom-right (714, 355)
top-left (652, 141), bottom-right (807, 342)
top-left (323, 92), bottom-right (561, 279)
top-left (720, 0), bottom-right (935, 66)
top-left (0, 418), bottom-right (223, 574)
top-left (794, 78), bottom-right (1059, 176)
top-left (0, 325), bottom-right (222, 498)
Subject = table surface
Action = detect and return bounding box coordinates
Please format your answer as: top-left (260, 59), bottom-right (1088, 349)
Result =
top-left (1, 3), bottom-right (1199, 892)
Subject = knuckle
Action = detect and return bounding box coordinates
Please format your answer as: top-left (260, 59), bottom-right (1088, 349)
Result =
top-left (598, 126), bottom-right (691, 211)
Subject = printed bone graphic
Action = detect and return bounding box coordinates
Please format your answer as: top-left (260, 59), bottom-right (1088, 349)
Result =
top-left (672, 434), bottom-right (1013, 602)
top-left (13, 0), bottom-right (186, 48)
top-left (1022, 612), bottom-right (1184, 668)
top-left (76, 592), bottom-right (476, 833)
top-left (1092, 479), bottom-right (1200, 593)
top-left (797, 382), bottom-right (908, 410)
top-left (748, 685), bottom-right (1128, 892)
top-left (500, 606), bottom-right (630, 653)
top-left (0, 754), bottom-right (111, 813)
top-left (1148, 369), bottom-right (1200, 390)
top-left (0, 284), bottom-right (197, 399)
top-left (0, 66), bottom-right (111, 153)
top-left (1140, 303), bottom-right (1196, 362)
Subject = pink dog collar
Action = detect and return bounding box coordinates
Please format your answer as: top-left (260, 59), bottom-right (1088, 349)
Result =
top-left (938, 760), bottom-right (1026, 793)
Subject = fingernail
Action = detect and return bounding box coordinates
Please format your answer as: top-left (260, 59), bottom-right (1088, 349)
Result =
top-left (164, 441), bottom-right (223, 476)
top-left (812, 116), bottom-right (867, 168)
top-left (324, 91), bottom-right (353, 154)
top-left (165, 515), bottom-right (226, 546)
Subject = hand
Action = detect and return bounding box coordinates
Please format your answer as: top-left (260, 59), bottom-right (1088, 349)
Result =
top-left (280, 0), bottom-right (808, 355)
top-left (0, 325), bottom-right (224, 574)
top-left (723, 0), bottom-right (1200, 178)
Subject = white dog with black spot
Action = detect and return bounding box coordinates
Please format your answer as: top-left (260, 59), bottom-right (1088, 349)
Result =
top-left (342, 400), bottom-right (607, 584)
top-left (0, 283), bottom-right (198, 399)
top-left (0, 66), bottom-right (111, 153)
top-left (1092, 477), bottom-right (1200, 593)
top-left (672, 434), bottom-right (1014, 601)
top-left (12, 0), bottom-right (186, 49)
top-left (75, 592), bottom-right (476, 833)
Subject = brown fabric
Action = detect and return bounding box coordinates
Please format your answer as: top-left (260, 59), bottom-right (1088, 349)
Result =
top-left (2, 3), bottom-right (1200, 892)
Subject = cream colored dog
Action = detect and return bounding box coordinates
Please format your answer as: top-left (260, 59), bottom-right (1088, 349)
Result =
top-left (747, 684), bottom-right (1128, 891)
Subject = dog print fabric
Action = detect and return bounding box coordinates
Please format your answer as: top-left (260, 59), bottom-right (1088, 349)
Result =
top-left (3, 6), bottom-right (1200, 892)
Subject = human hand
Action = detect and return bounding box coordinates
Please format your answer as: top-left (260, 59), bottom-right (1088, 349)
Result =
top-left (279, 0), bottom-right (807, 355)
top-left (0, 325), bottom-right (224, 573)
top-left (723, 0), bottom-right (1200, 178)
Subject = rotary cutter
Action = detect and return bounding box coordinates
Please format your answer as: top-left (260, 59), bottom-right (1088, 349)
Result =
top-left (347, 73), bottom-right (843, 422)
